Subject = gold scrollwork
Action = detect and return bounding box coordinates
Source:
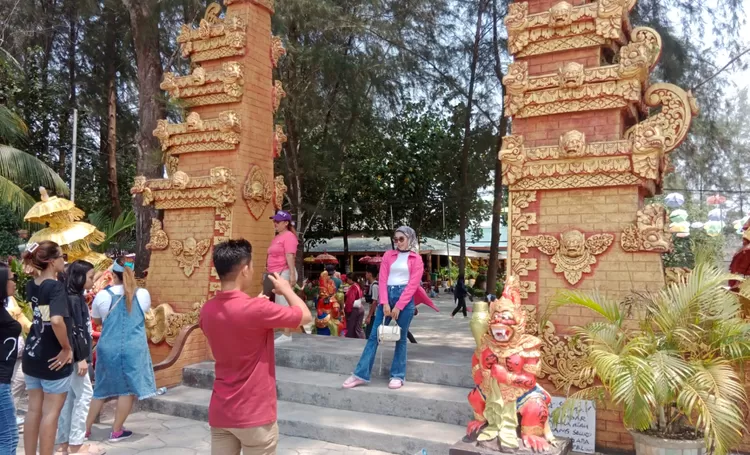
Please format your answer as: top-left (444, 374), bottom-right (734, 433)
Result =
top-left (242, 165), bottom-right (272, 219)
top-left (273, 175), bottom-right (287, 210)
top-left (625, 83), bottom-right (699, 155)
top-left (271, 36), bottom-right (286, 68)
top-left (273, 124), bottom-right (287, 158)
top-left (499, 135), bottom-right (526, 185)
top-left (509, 191), bottom-right (539, 301)
top-left (170, 237), bottom-right (211, 277)
top-left (144, 303), bottom-right (175, 344)
top-left (164, 300), bottom-right (206, 346)
top-left (272, 80), bottom-right (286, 113)
top-left (160, 62), bottom-right (244, 107)
top-left (153, 111), bottom-right (241, 155)
top-left (531, 230), bottom-right (615, 285)
top-left (621, 204), bottom-right (672, 253)
top-left (512, 173), bottom-right (642, 191)
top-left (130, 167), bottom-right (236, 210)
top-left (177, 6), bottom-right (246, 62)
top-left (146, 219), bottom-right (169, 251)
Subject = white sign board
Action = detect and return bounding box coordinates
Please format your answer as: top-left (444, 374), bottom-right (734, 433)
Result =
top-left (549, 397), bottom-right (596, 454)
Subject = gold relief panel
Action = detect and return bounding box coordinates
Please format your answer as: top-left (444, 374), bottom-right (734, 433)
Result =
top-left (145, 219), bottom-right (169, 251)
top-left (621, 204), bottom-right (672, 253)
top-left (498, 135), bottom-right (526, 185)
top-left (242, 165), bottom-right (272, 220)
top-left (529, 230), bottom-right (615, 285)
top-left (504, 0), bottom-right (636, 57)
top-left (272, 80), bottom-right (286, 114)
top-left (273, 124), bottom-right (287, 158)
top-left (509, 191), bottom-right (538, 301)
top-left (145, 303), bottom-right (174, 344)
top-left (512, 173), bottom-right (642, 191)
top-left (131, 166), bottom-right (236, 210)
top-left (177, 4), bottom-right (246, 63)
top-left (170, 237), bottom-right (212, 277)
top-left (153, 111), bottom-right (241, 156)
top-left (160, 62), bottom-right (244, 107)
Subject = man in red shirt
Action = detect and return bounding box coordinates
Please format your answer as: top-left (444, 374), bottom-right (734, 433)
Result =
top-left (200, 239), bottom-right (312, 455)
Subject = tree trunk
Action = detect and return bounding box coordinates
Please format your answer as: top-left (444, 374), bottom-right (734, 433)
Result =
top-left (122, 0), bottom-right (166, 276)
top-left (106, 53), bottom-right (121, 218)
top-left (486, 0), bottom-right (507, 295)
top-left (342, 206), bottom-right (349, 273)
top-left (458, 0), bottom-right (486, 277)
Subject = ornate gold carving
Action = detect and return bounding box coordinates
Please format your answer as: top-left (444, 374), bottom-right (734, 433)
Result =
top-left (273, 175), bottom-right (287, 210)
top-left (215, 206), bottom-right (233, 236)
top-left (625, 83), bottom-right (699, 155)
top-left (272, 80), bottom-right (286, 113)
top-left (242, 165), bottom-right (272, 219)
top-left (225, 0), bottom-right (274, 12)
top-left (155, 300), bottom-right (207, 346)
top-left (273, 124), bottom-right (287, 158)
top-left (131, 167), bottom-right (236, 210)
top-left (618, 27), bottom-right (662, 79)
top-left (530, 318), bottom-right (595, 390)
top-left (558, 62), bottom-right (584, 88)
top-left (160, 62), bottom-right (244, 107)
top-left (177, 6), bottom-right (246, 63)
top-left (512, 173), bottom-right (642, 191)
top-left (505, 79), bottom-right (641, 118)
top-left (153, 111), bottom-right (241, 155)
top-left (629, 123), bottom-right (665, 180)
top-left (621, 204), bottom-right (672, 253)
top-left (509, 191), bottom-right (538, 301)
top-left (170, 237), bottom-right (211, 277)
top-left (499, 135), bottom-right (526, 185)
top-left (146, 220), bottom-right (169, 251)
top-left (559, 130), bottom-right (586, 157)
top-left (504, 0), bottom-right (636, 57)
top-left (145, 303), bottom-right (175, 344)
top-left (532, 231), bottom-right (614, 285)
top-left (165, 155), bottom-right (179, 177)
top-left (665, 267), bottom-right (691, 286)
top-left (271, 36), bottom-right (286, 67)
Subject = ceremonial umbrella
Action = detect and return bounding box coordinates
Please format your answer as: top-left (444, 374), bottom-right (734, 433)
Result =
top-left (303, 256), bottom-right (316, 263)
top-left (28, 222), bottom-right (106, 257)
top-left (358, 256), bottom-right (372, 264)
top-left (313, 253), bottom-right (338, 265)
top-left (24, 187), bottom-right (84, 226)
top-left (707, 194), bottom-right (727, 205)
top-left (365, 255), bottom-right (383, 264)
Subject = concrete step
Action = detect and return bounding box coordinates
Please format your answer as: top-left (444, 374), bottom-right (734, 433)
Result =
top-left (274, 334), bottom-right (475, 388)
top-left (183, 362), bottom-right (473, 426)
top-left (140, 385), bottom-right (466, 455)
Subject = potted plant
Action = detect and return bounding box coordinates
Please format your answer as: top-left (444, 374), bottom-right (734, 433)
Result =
top-left (549, 262), bottom-right (750, 455)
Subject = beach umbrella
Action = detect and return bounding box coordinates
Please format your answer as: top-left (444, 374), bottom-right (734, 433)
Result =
top-left (664, 193), bottom-right (684, 208)
top-left (706, 194), bottom-right (727, 205)
top-left (669, 209), bottom-right (688, 223)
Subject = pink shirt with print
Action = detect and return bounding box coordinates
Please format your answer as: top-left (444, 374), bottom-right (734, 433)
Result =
top-left (266, 230), bottom-right (298, 273)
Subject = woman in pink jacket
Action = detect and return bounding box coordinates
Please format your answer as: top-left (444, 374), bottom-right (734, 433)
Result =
top-left (343, 226), bottom-right (434, 390)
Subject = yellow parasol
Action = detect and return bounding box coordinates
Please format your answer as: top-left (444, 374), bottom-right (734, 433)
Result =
top-left (28, 222), bottom-right (105, 254)
top-left (24, 187), bottom-right (84, 225)
top-left (70, 251), bottom-right (113, 271)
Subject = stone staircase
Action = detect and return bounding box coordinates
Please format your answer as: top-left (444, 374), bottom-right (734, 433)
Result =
top-left (140, 335), bottom-right (475, 454)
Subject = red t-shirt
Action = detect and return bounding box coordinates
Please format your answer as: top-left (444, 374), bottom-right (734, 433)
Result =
top-left (199, 290), bottom-right (303, 428)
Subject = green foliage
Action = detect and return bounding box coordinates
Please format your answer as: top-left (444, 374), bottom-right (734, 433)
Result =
top-left (87, 209), bottom-right (136, 254)
top-left (8, 256), bottom-right (31, 305)
top-left (548, 263), bottom-right (750, 454)
top-left (0, 232), bottom-right (21, 257)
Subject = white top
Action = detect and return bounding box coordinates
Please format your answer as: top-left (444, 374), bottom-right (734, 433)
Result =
top-left (387, 252), bottom-right (410, 286)
top-left (369, 282), bottom-right (379, 304)
top-left (92, 285), bottom-right (152, 321)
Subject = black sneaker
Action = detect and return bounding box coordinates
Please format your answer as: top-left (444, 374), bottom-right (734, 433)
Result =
top-left (108, 429), bottom-right (133, 442)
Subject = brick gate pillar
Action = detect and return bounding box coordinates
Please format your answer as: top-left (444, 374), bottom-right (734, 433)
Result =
top-left (129, 0), bottom-right (287, 387)
top-left (500, 0), bottom-right (698, 450)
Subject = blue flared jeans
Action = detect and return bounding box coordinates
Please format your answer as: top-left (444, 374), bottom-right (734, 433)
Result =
top-left (352, 285), bottom-right (415, 383)
top-left (0, 383), bottom-right (18, 455)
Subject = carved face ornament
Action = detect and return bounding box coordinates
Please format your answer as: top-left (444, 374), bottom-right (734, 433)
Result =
top-left (559, 130), bottom-right (586, 157)
top-left (549, 1), bottom-right (573, 27)
top-left (504, 2), bottom-right (528, 31)
top-left (558, 62), bottom-right (584, 89)
top-left (632, 124), bottom-right (666, 155)
top-left (561, 230), bottom-right (585, 258)
top-left (535, 231), bottom-right (614, 285)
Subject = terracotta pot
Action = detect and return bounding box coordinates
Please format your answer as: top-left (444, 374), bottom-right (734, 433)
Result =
top-left (630, 431), bottom-right (706, 455)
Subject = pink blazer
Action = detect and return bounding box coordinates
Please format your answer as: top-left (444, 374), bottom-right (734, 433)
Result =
top-left (378, 251), bottom-right (438, 312)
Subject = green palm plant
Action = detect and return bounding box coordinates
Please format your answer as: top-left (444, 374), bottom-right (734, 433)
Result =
top-left (0, 105), bottom-right (69, 218)
top-left (548, 263), bottom-right (750, 455)
top-left (87, 208), bottom-right (136, 253)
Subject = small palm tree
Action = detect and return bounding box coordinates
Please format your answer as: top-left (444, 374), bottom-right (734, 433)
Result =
top-left (549, 263), bottom-right (750, 455)
top-left (0, 105), bottom-right (69, 218)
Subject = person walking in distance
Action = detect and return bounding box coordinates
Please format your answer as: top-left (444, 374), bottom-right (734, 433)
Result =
top-left (344, 274), bottom-right (365, 339)
top-left (263, 211), bottom-right (299, 344)
top-left (0, 262), bottom-right (22, 454)
top-left (451, 274), bottom-right (472, 318)
top-left (56, 260), bottom-right (105, 454)
top-left (85, 257), bottom-right (157, 443)
top-left (200, 239), bottom-right (313, 455)
top-left (20, 241), bottom-right (73, 455)
top-left (363, 267), bottom-right (379, 339)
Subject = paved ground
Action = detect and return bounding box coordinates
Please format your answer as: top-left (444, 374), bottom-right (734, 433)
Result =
top-left (15, 412), bottom-right (397, 454)
top-left (14, 292), bottom-right (469, 454)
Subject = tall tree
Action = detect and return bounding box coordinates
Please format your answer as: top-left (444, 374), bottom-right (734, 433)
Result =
top-left (105, 9), bottom-right (121, 218)
top-left (121, 0), bottom-right (166, 274)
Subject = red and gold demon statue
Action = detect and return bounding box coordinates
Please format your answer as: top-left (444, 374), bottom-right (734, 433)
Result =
top-left (467, 276), bottom-right (554, 452)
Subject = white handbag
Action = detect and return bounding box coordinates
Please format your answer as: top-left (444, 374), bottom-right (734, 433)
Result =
top-left (377, 322), bottom-right (401, 343)
top-left (352, 298), bottom-right (363, 309)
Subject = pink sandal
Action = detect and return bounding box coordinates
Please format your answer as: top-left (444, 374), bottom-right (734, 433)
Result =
top-left (342, 376), bottom-right (367, 389)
